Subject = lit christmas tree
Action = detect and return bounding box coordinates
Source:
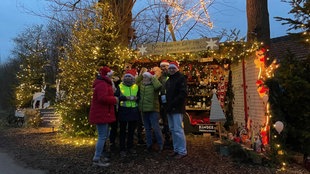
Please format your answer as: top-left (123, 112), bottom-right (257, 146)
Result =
top-left (14, 26), bottom-right (48, 108)
top-left (56, 2), bottom-right (135, 136)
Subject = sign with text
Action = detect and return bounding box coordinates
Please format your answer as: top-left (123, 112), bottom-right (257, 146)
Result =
top-left (137, 38), bottom-right (219, 56)
top-left (198, 124), bottom-right (217, 133)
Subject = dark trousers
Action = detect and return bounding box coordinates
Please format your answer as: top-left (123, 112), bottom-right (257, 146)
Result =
top-left (160, 104), bottom-right (171, 144)
top-left (109, 120), bottom-right (118, 145)
top-left (119, 120), bottom-right (137, 151)
top-left (137, 112), bottom-right (144, 142)
top-left (109, 107), bottom-right (118, 145)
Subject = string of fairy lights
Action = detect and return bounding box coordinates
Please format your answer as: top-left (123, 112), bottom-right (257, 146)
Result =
top-left (160, 0), bottom-right (214, 28)
top-left (254, 46), bottom-right (288, 171)
top-left (23, 40), bottom-right (260, 140)
top-left (134, 41), bottom-right (262, 64)
top-left (18, 34), bottom-right (308, 171)
top-left (13, 1), bottom-right (308, 169)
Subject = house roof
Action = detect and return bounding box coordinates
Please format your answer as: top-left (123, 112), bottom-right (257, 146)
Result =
top-left (269, 34), bottom-right (310, 60)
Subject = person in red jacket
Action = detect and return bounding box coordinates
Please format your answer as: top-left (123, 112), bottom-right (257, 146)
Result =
top-left (89, 66), bottom-right (118, 167)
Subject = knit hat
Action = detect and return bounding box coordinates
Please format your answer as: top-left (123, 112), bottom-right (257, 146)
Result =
top-left (99, 66), bottom-right (111, 77)
top-left (125, 69), bottom-right (137, 78)
top-left (168, 61), bottom-right (179, 70)
top-left (160, 60), bottom-right (169, 66)
top-left (142, 71), bottom-right (155, 78)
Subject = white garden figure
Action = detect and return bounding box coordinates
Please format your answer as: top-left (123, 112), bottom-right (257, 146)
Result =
top-left (32, 85), bottom-right (50, 109)
top-left (32, 92), bottom-right (45, 109)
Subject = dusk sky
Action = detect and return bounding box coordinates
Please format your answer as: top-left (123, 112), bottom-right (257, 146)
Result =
top-left (0, 0), bottom-right (295, 63)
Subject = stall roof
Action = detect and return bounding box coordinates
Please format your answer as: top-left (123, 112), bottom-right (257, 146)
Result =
top-left (269, 34), bottom-right (310, 61)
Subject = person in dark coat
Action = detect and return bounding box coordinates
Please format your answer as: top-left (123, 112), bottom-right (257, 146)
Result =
top-left (165, 61), bottom-right (188, 159)
top-left (158, 60), bottom-right (172, 148)
top-left (89, 66), bottom-right (118, 167)
top-left (115, 69), bottom-right (140, 157)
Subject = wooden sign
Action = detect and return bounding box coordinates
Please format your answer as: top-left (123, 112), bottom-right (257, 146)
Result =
top-left (137, 38), bottom-right (219, 56)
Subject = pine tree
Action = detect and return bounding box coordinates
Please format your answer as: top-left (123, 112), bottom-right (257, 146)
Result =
top-left (266, 52), bottom-right (310, 157)
top-left (275, 0), bottom-right (310, 44)
top-left (57, 2), bottom-right (136, 136)
top-left (266, 0), bottom-right (310, 161)
top-left (14, 25), bottom-right (49, 108)
top-left (16, 55), bottom-right (46, 108)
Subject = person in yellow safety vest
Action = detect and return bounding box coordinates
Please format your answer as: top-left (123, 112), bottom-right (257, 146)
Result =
top-left (115, 69), bottom-right (140, 157)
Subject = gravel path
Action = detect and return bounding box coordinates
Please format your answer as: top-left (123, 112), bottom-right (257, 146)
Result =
top-left (0, 127), bottom-right (308, 174)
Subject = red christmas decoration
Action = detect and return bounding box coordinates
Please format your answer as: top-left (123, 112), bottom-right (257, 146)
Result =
top-left (259, 86), bottom-right (269, 94)
top-left (260, 129), bottom-right (268, 145)
top-left (259, 57), bottom-right (265, 62)
top-left (256, 80), bottom-right (264, 86)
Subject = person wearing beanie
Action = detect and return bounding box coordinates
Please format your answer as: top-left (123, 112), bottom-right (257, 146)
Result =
top-left (168, 61), bottom-right (179, 71)
top-left (99, 66), bottom-right (116, 92)
top-left (115, 68), bottom-right (140, 157)
top-left (136, 67), bottom-right (164, 153)
top-left (158, 60), bottom-right (172, 149)
top-left (165, 61), bottom-right (188, 159)
top-left (89, 66), bottom-right (118, 167)
top-left (99, 66), bottom-right (111, 77)
top-left (142, 71), bottom-right (155, 79)
top-left (124, 69), bottom-right (137, 78)
top-left (160, 59), bottom-right (170, 67)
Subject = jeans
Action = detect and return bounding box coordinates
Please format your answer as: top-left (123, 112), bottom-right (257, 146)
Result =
top-left (93, 124), bottom-right (110, 161)
top-left (167, 113), bottom-right (187, 155)
top-left (143, 112), bottom-right (164, 149)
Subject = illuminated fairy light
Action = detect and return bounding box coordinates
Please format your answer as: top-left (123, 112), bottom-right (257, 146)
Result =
top-left (160, 0), bottom-right (213, 28)
top-left (58, 136), bottom-right (96, 146)
top-left (280, 162), bottom-right (286, 171)
top-left (253, 46), bottom-right (280, 148)
top-left (137, 41), bottom-right (262, 64)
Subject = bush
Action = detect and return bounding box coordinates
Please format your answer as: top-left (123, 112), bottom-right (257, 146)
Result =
top-left (24, 109), bottom-right (42, 128)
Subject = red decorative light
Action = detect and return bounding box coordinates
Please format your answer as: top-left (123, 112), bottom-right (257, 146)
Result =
top-left (259, 57), bottom-right (265, 62)
top-left (259, 86), bottom-right (269, 94)
top-left (189, 115), bottom-right (210, 126)
top-left (260, 129), bottom-right (268, 145)
top-left (256, 80), bottom-right (264, 86)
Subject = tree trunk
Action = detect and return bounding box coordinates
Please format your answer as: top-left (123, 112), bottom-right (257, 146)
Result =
top-left (246, 0), bottom-right (270, 47)
top-left (99, 0), bottom-right (134, 47)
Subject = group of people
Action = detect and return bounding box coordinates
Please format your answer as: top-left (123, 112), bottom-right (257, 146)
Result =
top-left (88, 60), bottom-right (188, 167)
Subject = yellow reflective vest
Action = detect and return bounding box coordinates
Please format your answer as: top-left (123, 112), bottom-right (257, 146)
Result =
top-left (119, 83), bottom-right (138, 107)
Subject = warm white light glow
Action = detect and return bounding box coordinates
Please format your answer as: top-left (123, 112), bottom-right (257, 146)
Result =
top-left (160, 0), bottom-right (213, 28)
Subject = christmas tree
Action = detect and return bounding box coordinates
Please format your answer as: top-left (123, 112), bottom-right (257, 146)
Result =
top-left (56, 2), bottom-right (135, 136)
top-left (14, 25), bottom-right (49, 108)
top-left (266, 52), bottom-right (310, 158)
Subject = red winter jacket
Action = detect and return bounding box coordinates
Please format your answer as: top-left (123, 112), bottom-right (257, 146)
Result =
top-left (89, 76), bottom-right (117, 124)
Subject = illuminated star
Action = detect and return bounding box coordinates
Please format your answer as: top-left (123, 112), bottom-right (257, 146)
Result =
top-left (138, 45), bottom-right (147, 55)
top-left (206, 38), bottom-right (218, 50)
